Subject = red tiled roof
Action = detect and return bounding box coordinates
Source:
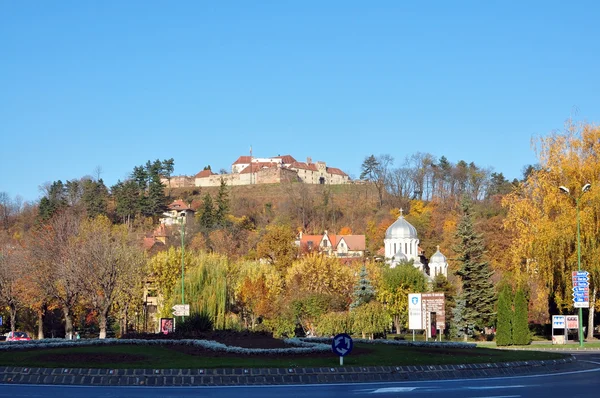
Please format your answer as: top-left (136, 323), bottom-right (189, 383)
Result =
top-left (327, 167), bottom-right (348, 176)
top-left (168, 200), bottom-right (191, 211)
top-left (273, 155), bottom-right (297, 164)
top-left (143, 237), bottom-right (156, 250)
top-left (289, 161), bottom-right (319, 171)
top-left (232, 156), bottom-right (252, 165)
top-left (336, 235), bottom-right (365, 250)
top-left (195, 169), bottom-right (216, 178)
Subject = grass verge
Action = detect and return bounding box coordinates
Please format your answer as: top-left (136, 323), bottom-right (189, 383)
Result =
top-left (0, 343), bottom-right (567, 369)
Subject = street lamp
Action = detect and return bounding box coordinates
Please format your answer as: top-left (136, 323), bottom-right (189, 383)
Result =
top-left (559, 183), bottom-right (591, 347)
top-left (163, 212), bottom-right (186, 321)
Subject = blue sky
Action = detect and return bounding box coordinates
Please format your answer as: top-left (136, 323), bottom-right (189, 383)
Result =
top-left (2, 1), bottom-right (600, 202)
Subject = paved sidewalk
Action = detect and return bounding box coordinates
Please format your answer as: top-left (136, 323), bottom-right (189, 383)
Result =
top-left (0, 357), bottom-right (591, 386)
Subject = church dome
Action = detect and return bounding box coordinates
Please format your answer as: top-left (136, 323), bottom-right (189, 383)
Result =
top-left (392, 250), bottom-right (408, 262)
top-left (429, 246), bottom-right (446, 263)
top-left (385, 215), bottom-right (418, 239)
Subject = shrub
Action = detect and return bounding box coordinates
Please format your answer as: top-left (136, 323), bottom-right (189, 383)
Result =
top-left (262, 316), bottom-right (296, 338)
top-left (512, 288), bottom-right (531, 345)
top-left (316, 311), bottom-right (352, 337)
top-left (351, 301), bottom-right (391, 339)
top-left (175, 312), bottom-right (214, 337)
top-left (495, 284), bottom-right (513, 346)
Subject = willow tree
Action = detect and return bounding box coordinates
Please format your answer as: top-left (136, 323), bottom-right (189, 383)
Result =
top-left (181, 251), bottom-right (229, 329)
top-left (503, 123), bottom-right (600, 339)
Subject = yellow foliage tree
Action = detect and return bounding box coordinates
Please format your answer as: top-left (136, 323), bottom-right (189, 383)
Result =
top-left (503, 123), bottom-right (600, 337)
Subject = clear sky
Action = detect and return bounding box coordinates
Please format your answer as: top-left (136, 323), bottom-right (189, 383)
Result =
top-left (2, 1), bottom-right (600, 202)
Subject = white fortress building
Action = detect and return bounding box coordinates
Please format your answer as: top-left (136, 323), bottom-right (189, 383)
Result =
top-left (163, 154), bottom-right (350, 188)
top-left (384, 210), bottom-right (448, 279)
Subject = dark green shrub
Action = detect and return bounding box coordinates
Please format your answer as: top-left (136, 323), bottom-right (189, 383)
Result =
top-left (176, 312), bottom-right (214, 336)
top-left (512, 288), bottom-right (531, 345)
top-left (495, 284), bottom-right (513, 346)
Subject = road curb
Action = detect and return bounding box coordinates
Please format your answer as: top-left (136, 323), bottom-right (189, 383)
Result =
top-left (0, 357), bottom-right (587, 386)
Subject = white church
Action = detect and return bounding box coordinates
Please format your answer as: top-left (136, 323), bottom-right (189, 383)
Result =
top-left (383, 210), bottom-right (448, 280)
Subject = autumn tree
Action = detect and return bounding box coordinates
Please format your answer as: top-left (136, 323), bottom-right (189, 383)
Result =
top-left (0, 243), bottom-right (23, 332)
top-left (256, 223), bottom-right (298, 273)
top-left (74, 216), bottom-right (146, 339)
top-left (503, 123), bottom-right (600, 337)
top-left (29, 210), bottom-right (82, 338)
top-left (360, 154), bottom-right (393, 208)
top-left (377, 261), bottom-right (428, 333)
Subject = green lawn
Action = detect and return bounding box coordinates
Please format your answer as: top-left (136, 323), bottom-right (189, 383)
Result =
top-left (0, 343), bottom-right (567, 369)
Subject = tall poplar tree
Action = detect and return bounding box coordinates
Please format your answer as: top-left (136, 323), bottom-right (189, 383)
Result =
top-left (495, 284), bottom-right (513, 346)
top-left (454, 196), bottom-right (495, 338)
top-left (512, 288), bottom-right (531, 345)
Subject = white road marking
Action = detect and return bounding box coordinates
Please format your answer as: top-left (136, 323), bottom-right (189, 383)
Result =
top-left (468, 396), bottom-right (520, 398)
top-left (370, 387), bottom-right (419, 393)
top-left (467, 385), bottom-right (527, 390)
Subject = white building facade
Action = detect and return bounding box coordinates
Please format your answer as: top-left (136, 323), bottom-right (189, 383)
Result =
top-left (384, 211), bottom-right (448, 279)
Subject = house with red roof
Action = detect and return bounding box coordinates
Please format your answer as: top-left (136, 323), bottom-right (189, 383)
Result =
top-left (298, 230), bottom-right (365, 259)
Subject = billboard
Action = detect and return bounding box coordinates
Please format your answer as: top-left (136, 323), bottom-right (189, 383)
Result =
top-left (408, 293), bottom-right (422, 330)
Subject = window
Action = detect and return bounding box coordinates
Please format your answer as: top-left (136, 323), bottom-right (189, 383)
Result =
top-left (322, 239), bottom-right (328, 247)
top-left (394, 243), bottom-right (396, 253)
top-left (405, 243), bottom-right (407, 253)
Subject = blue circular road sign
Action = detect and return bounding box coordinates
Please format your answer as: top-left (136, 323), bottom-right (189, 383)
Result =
top-left (332, 333), bottom-right (353, 357)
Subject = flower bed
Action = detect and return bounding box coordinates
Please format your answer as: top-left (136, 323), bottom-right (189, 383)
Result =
top-left (0, 336), bottom-right (475, 354)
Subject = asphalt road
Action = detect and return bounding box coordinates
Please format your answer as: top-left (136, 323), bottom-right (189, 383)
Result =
top-left (1, 358), bottom-right (600, 398)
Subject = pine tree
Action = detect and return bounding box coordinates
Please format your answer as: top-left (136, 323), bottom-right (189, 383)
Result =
top-left (198, 193), bottom-right (215, 231)
top-left (215, 178), bottom-right (230, 227)
top-left (512, 288), bottom-right (531, 345)
top-left (350, 265), bottom-right (375, 309)
top-left (495, 284), bottom-right (513, 346)
top-left (453, 196), bottom-right (495, 338)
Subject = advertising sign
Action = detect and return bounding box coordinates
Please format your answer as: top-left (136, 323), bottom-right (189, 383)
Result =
top-left (160, 318), bottom-right (174, 335)
top-left (421, 293), bottom-right (446, 332)
top-left (408, 293), bottom-right (422, 330)
top-left (552, 315), bottom-right (565, 329)
top-left (566, 315), bottom-right (579, 329)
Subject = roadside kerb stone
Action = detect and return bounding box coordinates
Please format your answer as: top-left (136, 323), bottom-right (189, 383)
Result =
top-left (0, 356), bottom-right (590, 387)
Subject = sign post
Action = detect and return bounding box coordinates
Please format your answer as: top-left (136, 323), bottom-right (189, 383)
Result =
top-left (408, 293), bottom-right (445, 340)
top-left (572, 271), bottom-right (590, 308)
top-left (172, 304), bottom-right (190, 317)
top-left (332, 333), bottom-right (353, 366)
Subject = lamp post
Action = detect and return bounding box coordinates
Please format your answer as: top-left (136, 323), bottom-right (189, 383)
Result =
top-left (559, 183), bottom-right (591, 347)
top-left (164, 212), bottom-right (186, 321)
top-left (179, 214), bottom-right (185, 320)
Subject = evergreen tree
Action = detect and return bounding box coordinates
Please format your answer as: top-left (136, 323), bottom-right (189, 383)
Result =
top-left (82, 178), bottom-right (108, 218)
top-left (111, 180), bottom-right (139, 225)
top-left (215, 178), bottom-right (230, 227)
top-left (350, 265), bottom-right (375, 309)
top-left (198, 193), bottom-right (215, 231)
top-left (37, 180), bottom-right (67, 222)
top-left (512, 288), bottom-right (531, 345)
top-left (146, 174), bottom-right (168, 218)
top-left (453, 196), bottom-right (495, 338)
top-left (495, 284), bottom-right (513, 346)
